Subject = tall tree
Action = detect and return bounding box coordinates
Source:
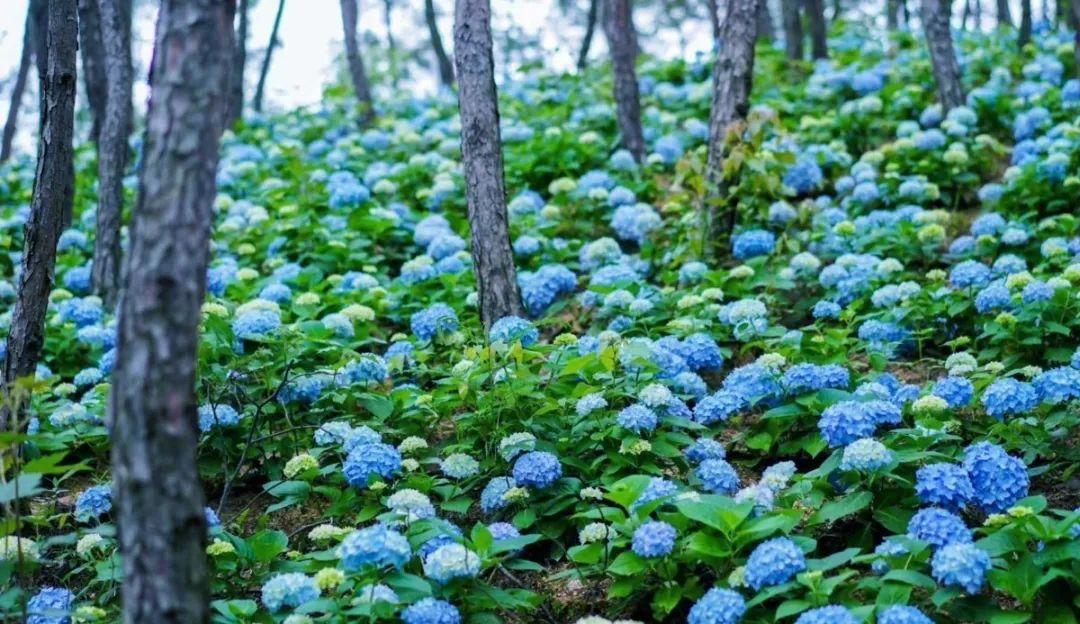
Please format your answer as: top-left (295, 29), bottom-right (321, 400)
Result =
top-left (806, 0), bottom-right (828, 58)
top-left (109, 0), bottom-right (232, 621)
top-left (1, 9), bottom-right (35, 163)
top-left (705, 0), bottom-right (760, 247)
top-left (78, 0), bottom-right (108, 143)
top-left (1019, 0), bottom-right (1033, 45)
top-left (706, 0), bottom-right (722, 44)
top-left (91, 0), bottom-right (133, 307)
top-left (383, 0), bottom-right (399, 86)
top-left (426, 0), bottom-right (455, 86)
top-left (253, 0), bottom-right (285, 112)
top-left (453, 0), bottom-right (524, 327)
top-left (781, 0), bottom-right (803, 60)
top-left (887, 0), bottom-right (901, 29)
top-left (1072, 0), bottom-right (1080, 77)
top-left (30, 0), bottom-right (49, 124)
top-left (227, 0), bottom-right (249, 125)
top-left (578, 0), bottom-right (600, 70)
top-left (340, 0), bottom-right (375, 124)
top-left (1, 0), bottom-right (77, 431)
top-left (756, 0), bottom-right (775, 40)
top-left (996, 0), bottom-right (1012, 26)
top-left (602, 0), bottom-right (646, 162)
top-left (921, 0), bottom-right (965, 111)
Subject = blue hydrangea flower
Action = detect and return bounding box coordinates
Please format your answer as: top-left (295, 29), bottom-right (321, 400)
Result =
top-left (401, 598), bottom-right (461, 624)
top-left (339, 524), bottom-right (411, 570)
top-left (343, 442), bottom-right (402, 487)
top-left (782, 364), bottom-right (850, 394)
top-left (872, 539), bottom-right (909, 574)
top-left (812, 300), bottom-right (841, 319)
top-left (732, 229), bottom-right (776, 260)
top-left (27, 586), bottom-right (74, 624)
top-left (198, 404), bottom-right (240, 432)
top-left (204, 506), bottom-right (221, 529)
top-left (745, 537), bottom-right (806, 590)
top-left (878, 605), bottom-right (934, 624)
top-left (75, 485), bottom-right (112, 523)
top-left (794, 605), bottom-right (858, 624)
top-left (338, 354), bottom-right (389, 385)
top-left (722, 364), bottom-right (782, 404)
top-left (915, 463), bottom-right (974, 510)
top-left (685, 438), bottom-right (726, 464)
top-left (819, 401), bottom-right (880, 447)
top-left (260, 572), bottom-right (320, 612)
top-left (440, 453), bottom-right (479, 479)
top-left (981, 378), bottom-right (1038, 419)
top-left (631, 520), bottom-right (677, 558)
top-left (512, 451), bottom-right (561, 488)
top-left (931, 543), bottom-right (991, 594)
top-left (907, 507), bottom-right (972, 548)
top-left (278, 375), bottom-right (327, 405)
top-left (617, 404), bottom-right (658, 433)
top-left (949, 260), bottom-right (992, 289)
top-left (975, 282), bottom-right (1012, 313)
top-left (783, 156), bottom-right (823, 194)
top-left (679, 333), bottom-right (725, 371)
top-left (410, 303), bottom-right (459, 342)
top-left (696, 458), bottom-right (740, 495)
top-left (840, 438), bottom-right (892, 472)
top-left (480, 477), bottom-right (516, 513)
top-left (633, 477), bottom-right (679, 511)
top-left (489, 316), bottom-right (539, 346)
top-left (693, 390), bottom-right (747, 425)
top-left (687, 587), bottom-right (746, 624)
top-left (487, 522), bottom-right (520, 542)
top-left (963, 441), bottom-right (1028, 513)
top-left (1033, 367), bottom-right (1080, 404)
top-left (423, 543), bottom-right (481, 582)
top-left (932, 376), bottom-right (974, 407)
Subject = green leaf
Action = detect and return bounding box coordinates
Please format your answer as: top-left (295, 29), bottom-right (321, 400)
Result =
top-left (471, 523), bottom-right (493, 554)
top-left (247, 529), bottom-right (288, 563)
top-left (776, 599), bottom-right (812, 619)
top-left (0, 473), bottom-right (43, 503)
top-left (807, 491), bottom-right (871, 525)
top-left (568, 542), bottom-right (603, 564)
top-left (807, 547), bottom-right (860, 572)
top-left (652, 584), bottom-right (683, 616)
top-left (607, 551), bottom-right (646, 576)
top-left (676, 495), bottom-right (753, 534)
top-left (882, 569), bottom-right (936, 589)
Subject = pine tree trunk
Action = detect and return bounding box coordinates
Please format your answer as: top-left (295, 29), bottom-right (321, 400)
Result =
top-left (1, 10), bottom-right (34, 163)
top-left (921, 0), bottom-right (965, 111)
top-left (887, 0), bottom-right (900, 29)
top-left (91, 0), bottom-right (133, 308)
top-left (253, 0), bottom-right (285, 112)
top-left (1, 0), bottom-right (77, 431)
top-left (1019, 0), bottom-right (1032, 45)
top-left (227, 0), bottom-right (248, 125)
top-left (453, 0), bottom-right (524, 328)
top-left (426, 0), bottom-right (455, 86)
top-left (707, 0), bottom-right (722, 45)
top-left (109, 1), bottom-right (231, 622)
top-left (781, 0), bottom-right (803, 60)
top-left (757, 0), bottom-right (775, 40)
top-left (78, 0), bottom-right (107, 143)
top-left (806, 0), bottom-right (828, 58)
top-left (705, 0), bottom-right (760, 250)
top-left (997, 0), bottom-right (1012, 26)
top-left (578, 0), bottom-right (599, 70)
top-left (340, 0), bottom-right (375, 124)
top-left (602, 0), bottom-right (646, 162)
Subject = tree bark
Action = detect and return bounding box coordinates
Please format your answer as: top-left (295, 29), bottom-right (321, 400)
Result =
top-left (30, 0), bottom-right (49, 125)
top-left (1, 0), bottom-right (77, 431)
top-left (78, 0), bottom-right (108, 143)
top-left (383, 0), bottom-right (398, 87)
top-left (602, 0), bottom-right (646, 162)
top-left (426, 0), bottom-right (455, 86)
top-left (227, 0), bottom-right (248, 125)
top-left (453, 0), bottom-right (524, 328)
top-left (1019, 0), bottom-right (1032, 45)
top-left (705, 0), bottom-right (760, 249)
top-left (921, 0), bottom-right (965, 111)
top-left (707, 0), bottom-right (722, 44)
top-left (806, 0), bottom-right (828, 58)
top-left (91, 0), bottom-right (133, 308)
top-left (996, 0), bottom-right (1012, 26)
top-left (1, 10), bottom-right (34, 163)
top-left (578, 0), bottom-right (600, 70)
top-left (887, 0), bottom-right (901, 29)
top-left (340, 0), bottom-right (375, 125)
top-left (253, 0), bottom-right (285, 112)
top-left (781, 0), bottom-right (803, 60)
top-left (756, 0), bottom-right (775, 40)
top-left (109, 1), bottom-right (231, 622)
